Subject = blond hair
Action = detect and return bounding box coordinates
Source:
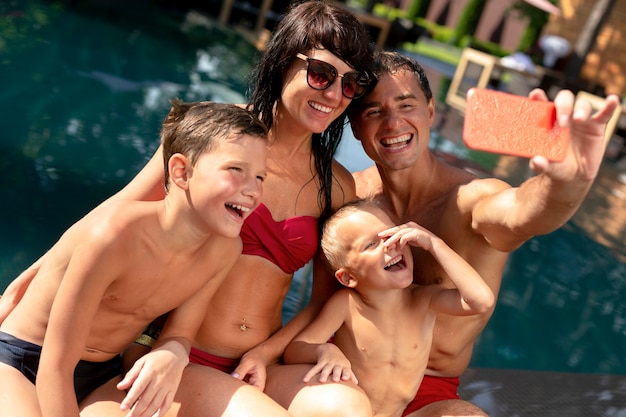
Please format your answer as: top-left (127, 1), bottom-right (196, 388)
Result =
top-left (321, 198), bottom-right (375, 271)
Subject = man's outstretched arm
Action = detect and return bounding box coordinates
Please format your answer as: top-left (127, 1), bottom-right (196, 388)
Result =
top-left (471, 89), bottom-right (620, 252)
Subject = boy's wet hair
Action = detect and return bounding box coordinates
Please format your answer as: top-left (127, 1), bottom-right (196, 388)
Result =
top-left (248, 0), bottom-right (376, 224)
top-left (160, 100), bottom-right (267, 190)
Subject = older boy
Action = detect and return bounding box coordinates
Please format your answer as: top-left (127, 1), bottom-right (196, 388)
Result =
top-left (0, 101), bottom-right (267, 417)
top-left (283, 199), bottom-right (494, 417)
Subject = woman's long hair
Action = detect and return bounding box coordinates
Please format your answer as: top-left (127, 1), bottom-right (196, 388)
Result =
top-left (248, 0), bottom-right (375, 224)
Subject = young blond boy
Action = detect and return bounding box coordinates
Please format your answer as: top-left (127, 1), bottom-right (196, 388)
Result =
top-left (283, 199), bottom-right (494, 417)
top-left (0, 100), bottom-right (268, 417)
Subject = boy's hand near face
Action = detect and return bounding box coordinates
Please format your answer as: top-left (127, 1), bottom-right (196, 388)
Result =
top-left (379, 221), bottom-right (437, 253)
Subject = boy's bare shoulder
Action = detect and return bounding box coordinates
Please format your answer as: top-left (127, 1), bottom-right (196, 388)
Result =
top-left (325, 287), bottom-right (354, 308)
top-left (33, 202), bottom-right (148, 276)
top-left (52, 200), bottom-right (143, 243)
top-left (80, 200), bottom-right (155, 242)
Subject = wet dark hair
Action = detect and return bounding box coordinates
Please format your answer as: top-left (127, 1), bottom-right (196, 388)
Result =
top-left (248, 0), bottom-right (375, 223)
top-left (161, 100), bottom-right (267, 190)
top-left (363, 50), bottom-right (432, 101)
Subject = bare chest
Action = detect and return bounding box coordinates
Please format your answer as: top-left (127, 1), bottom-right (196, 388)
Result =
top-left (340, 305), bottom-right (433, 368)
top-left (263, 158), bottom-right (320, 218)
top-left (340, 314), bottom-right (430, 415)
top-left (102, 251), bottom-right (217, 317)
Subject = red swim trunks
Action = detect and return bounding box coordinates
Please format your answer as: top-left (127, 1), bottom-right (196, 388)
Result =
top-left (401, 375), bottom-right (460, 416)
top-left (189, 347), bottom-right (240, 374)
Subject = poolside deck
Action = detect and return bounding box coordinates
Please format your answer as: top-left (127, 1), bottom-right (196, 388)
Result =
top-left (460, 368), bottom-right (626, 416)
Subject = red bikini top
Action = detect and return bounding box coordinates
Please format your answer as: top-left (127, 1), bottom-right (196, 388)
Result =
top-left (240, 203), bottom-right (319, 274)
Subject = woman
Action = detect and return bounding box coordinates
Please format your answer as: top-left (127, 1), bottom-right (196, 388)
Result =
top-left (77, 1), bottom-right (376, 416)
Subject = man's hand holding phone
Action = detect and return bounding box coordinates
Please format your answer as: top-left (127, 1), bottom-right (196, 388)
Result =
top-left (463, 87), bottom-right (569, 161)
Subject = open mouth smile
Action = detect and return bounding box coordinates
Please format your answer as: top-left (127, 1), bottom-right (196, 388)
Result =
top-left (384, 255), bottom-right (407, 271)
top-left (226, 203), bottom-right (251, 219)
top-left (381, 133), bottom-right (412, 148)
top-left (309, 101), bottom-right (333, 114)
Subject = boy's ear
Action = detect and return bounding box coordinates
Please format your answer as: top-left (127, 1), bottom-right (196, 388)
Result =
top-left (335, 268), bottom-right (357, 288)
top-left (169, 153), bottom-right (191, 190)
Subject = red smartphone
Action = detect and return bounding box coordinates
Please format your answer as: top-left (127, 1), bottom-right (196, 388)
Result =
top-left (463, 88), bottom-right (569, 161)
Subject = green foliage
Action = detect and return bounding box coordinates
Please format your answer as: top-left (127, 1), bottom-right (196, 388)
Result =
top-left (416, 17), bottom-right (454, 42)
top-left (374, 0), bottom-right (541, 58)
top-left (0, 1), bottom-right (56, 55)
top-left (448, 0), bottom-right (487, 47)
top-left (376, 2), bottom-right (510, 65)
top-left (437, 76), bottom-right (452, 104)
top-left (511, 0), bottom-right (553, 52)
top-left (372, 3), bottom-right (406, 19)
top-left (465, 149), bottom-right (501, 171)
top-left (345, 0), bottom-right (368, 9)
top-left (407, 0), bottom-right (431, 19)
top-left (402, 38), bottom-right (461, 66)
top-left (468, 37), bottom-right (511, 57)
top-left (511, 0), bottom-right (554, 24)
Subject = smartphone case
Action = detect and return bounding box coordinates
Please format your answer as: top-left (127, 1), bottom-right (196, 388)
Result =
top-left (463, 88), bottom-right (569, 161)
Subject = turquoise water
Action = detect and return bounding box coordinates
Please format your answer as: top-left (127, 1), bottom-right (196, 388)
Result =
top-left (0, 0), bottom-right (259, 274)
top-left (1, 0), bottom-right (625, 375)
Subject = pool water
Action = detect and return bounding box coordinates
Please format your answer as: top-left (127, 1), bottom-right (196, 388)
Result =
top-left (1, 0), bottom-right (260, 273)
top-left (1, 0), bottom-right (625, 376)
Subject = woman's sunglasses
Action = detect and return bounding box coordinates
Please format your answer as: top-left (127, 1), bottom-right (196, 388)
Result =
top-left (296, 53), bottom-right (370, 99)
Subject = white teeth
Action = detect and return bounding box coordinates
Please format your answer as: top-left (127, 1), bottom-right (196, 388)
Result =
top-left (381, 134), bottom-right (411, 146)
top-left (385, 255), bottom-right (402, 269)
top-left (227, 204), bottom-right (250, 212)
top-left (310, 101), bottom-right (332, 113)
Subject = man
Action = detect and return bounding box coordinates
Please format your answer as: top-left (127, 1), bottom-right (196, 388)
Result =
top-left (348, 50), bottom-right (619, 416)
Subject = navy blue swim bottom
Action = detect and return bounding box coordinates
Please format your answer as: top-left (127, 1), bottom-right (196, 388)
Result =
top-left (0, 330), bottom-right (122, 402)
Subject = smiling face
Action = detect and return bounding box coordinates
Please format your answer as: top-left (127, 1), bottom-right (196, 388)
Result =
top-left (279, 49), bottom-right (356, 135)
top-left (330, 204), bottom-right (414, 291)
top-left (350, 69), bottom-right (435, 171)
top-left (181, 134), bottom-right (267, 239)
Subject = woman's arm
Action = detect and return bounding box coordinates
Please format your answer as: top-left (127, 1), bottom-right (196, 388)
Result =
top-left (108, 145), bottom-right (167, 203)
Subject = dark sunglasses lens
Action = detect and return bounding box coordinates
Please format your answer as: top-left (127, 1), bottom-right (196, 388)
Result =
top-left (307, 59), bottom-right (336, 90)
top-left (343, 72), bottom-right (370, 98)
